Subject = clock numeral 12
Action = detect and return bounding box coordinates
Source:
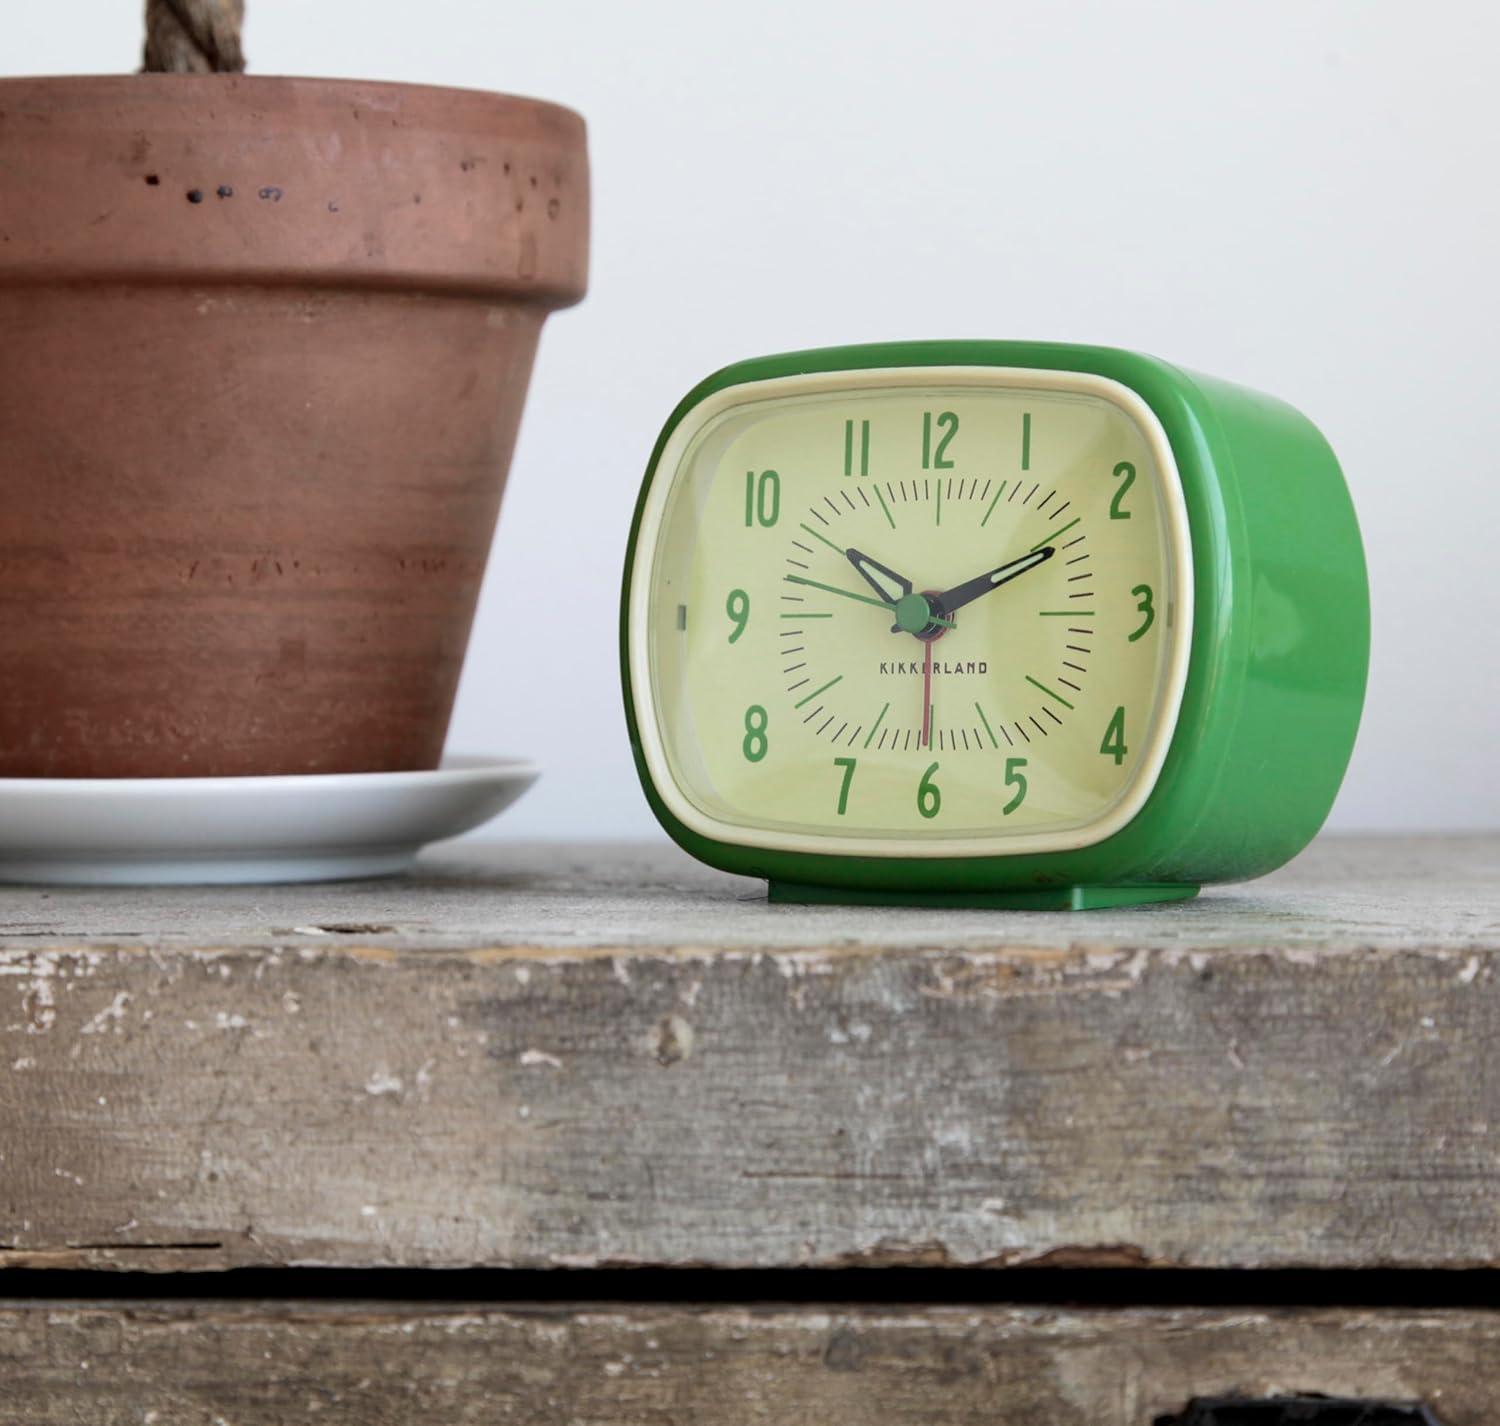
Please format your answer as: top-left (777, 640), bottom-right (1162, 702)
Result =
top-left (744, 469), bottom-right (780, 527)
top-left (843, 419), bottom-right (870, 477)
top-left (921, 411), bottom-right (958, 469)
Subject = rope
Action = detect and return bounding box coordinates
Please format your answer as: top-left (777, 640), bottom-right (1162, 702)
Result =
top-left (142, 0), bottom-right (246, 74)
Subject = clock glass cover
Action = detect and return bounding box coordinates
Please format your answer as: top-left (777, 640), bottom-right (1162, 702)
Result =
top-left (627, 367), bottom-right (1194, 857)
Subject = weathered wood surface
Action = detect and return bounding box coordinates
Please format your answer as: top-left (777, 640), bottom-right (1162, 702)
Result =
top-left (2, 836), bottom-right (1498, 1272)
top-left (1, 1302), bottom-right (1497, 1424)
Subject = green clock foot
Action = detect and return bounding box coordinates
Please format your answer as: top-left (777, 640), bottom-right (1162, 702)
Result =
top-left (766, 882), bottom-right (1200, 911)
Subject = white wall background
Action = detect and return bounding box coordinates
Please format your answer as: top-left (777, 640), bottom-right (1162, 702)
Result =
top-left (12, 1), bottom-right (1499, 835)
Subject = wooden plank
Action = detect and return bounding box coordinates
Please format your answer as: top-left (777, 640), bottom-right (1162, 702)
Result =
top-left (0, 1302), bottom-right (1497, 1424)
top-left (1, 836), bottom-right (1498, 1272)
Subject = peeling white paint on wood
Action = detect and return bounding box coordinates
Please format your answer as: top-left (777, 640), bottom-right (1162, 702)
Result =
top-left (0, 835), bottom-right (1493, 956)
top-left (0, 836), bottom-right (1497, 1273)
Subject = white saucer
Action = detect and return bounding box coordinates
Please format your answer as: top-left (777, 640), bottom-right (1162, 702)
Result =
top-left (0, 756), bottom-right (538, 886)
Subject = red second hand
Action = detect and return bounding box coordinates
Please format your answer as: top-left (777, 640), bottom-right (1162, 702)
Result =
top-left (921, 635), bottom-right (933, 750)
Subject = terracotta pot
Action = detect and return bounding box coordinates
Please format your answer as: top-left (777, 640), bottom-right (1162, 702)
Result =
top-left (0, 75), bottom-right (587, 777)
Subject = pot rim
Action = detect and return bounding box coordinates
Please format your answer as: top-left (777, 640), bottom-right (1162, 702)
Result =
top-left (0, 72), bottom-right (586, 132)
top-left (0, 73), bottom-right (590, 305)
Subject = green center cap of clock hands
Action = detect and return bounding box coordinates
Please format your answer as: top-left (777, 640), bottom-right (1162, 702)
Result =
top-left (893, 591), bottom-right (937, 636)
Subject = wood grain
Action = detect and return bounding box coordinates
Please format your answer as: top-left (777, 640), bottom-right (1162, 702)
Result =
top-left (0, 1303), bottom-right (1496, 1424)
top-left (2, 837), bottom-right (1498, 1272)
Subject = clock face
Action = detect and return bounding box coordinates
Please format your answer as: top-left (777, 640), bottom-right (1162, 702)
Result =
top-left (628, 367), bottom-right (1193, 857)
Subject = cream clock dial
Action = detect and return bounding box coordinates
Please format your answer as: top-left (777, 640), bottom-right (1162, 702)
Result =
top-left (629, 367), bottom-right (1193, 857)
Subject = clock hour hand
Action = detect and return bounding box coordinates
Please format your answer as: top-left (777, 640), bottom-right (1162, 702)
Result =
top-left (844, 548), bottom-right (955, 638)
top-left (932, 546), bottom-right (1055, 617)
top-left (845, 547), bottom-right (913, 605)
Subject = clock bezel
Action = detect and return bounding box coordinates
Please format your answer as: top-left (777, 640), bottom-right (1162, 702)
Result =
top-left (625, 364), bottom-right (1195, 859)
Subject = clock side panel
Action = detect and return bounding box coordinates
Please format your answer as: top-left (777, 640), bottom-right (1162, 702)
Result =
top-left (1136, 366), bottom-right (1369, 882)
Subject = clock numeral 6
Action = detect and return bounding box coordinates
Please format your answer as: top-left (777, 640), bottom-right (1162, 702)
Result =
top-left (921, 411), bottom-right (958, 470)
top-left (725, 588), bottom-right (750, 643)
top-left (742, 704), bottom-right (769, 762)
top-left (1002, 756), bottom-right (1028, 815)
top-left (832, 756), bottom-right (857, 816)
top-left (917, 761), bottom-right (942, 819)
top-left (1110, 460), bottom-right (1136, 520)
top-left (1100, 705), bottom-right (1129, 765)
top-left (743, 469), bottom-right (780, 527)
top-left (1128, 583), bottom-right (1154, 641)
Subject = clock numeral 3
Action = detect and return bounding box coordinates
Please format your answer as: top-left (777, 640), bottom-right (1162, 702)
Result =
top-left (743, 469), bottom-right (781, 527)
top-left (1128, 583), bottom-right (1154, 641)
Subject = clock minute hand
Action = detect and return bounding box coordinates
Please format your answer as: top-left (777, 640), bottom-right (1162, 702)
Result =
top-left (934, 546), bottom-right (1056, 616)
top-left (784, 573), bottom-right (897, 612)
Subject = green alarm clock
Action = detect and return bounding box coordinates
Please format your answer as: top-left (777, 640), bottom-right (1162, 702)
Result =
top-left (621, 341), bottom-right (1368, 909)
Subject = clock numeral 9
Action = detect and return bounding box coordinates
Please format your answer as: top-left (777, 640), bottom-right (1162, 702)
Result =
top-left (1100, 705), bottom-right (1129, 765)
top-left (917, 761), bottom-right (942, 819)
top-left (1110, 460), bottom-right (1136, 519)
top-left (1128, 583), bottom-right (1154, 641)
top-left (832, 756), bottom-right (857, 816)
top-left (742, 704), bottom-right (769, 762)
top-left (921, 411), bottom-right (958, 470)
top-left (743, 469), bottom-right (781, 527)
top-left (725, 588), bottom-right (750, 643)
top-left (1002, 757), bottom-right (1028, 815)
